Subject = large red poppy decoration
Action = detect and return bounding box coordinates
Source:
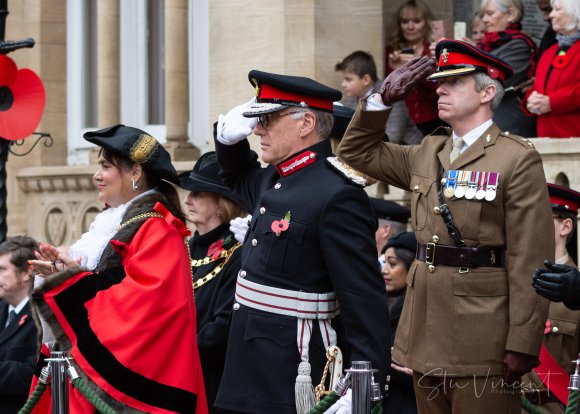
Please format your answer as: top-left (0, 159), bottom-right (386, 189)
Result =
top-left (0, 54), bottom-right (45, 140)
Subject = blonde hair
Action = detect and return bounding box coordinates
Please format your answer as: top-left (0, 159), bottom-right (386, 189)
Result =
top-left (218, 196), bottom-right (246, 223)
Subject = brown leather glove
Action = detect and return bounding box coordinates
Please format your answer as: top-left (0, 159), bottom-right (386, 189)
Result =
top-left (503, 351), bottom-right (540, 384)
top-left (379, 55), bottom-right (436, 105)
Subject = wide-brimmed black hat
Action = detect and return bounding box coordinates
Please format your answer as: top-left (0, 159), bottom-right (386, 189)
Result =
top-left (382, 231), bottom-right (417, 255)
top-left (84, 124), bottom-right (179, 184)
top-left (177, 151), bottom-right (232, 200)
top-left (428, 39), bottom-right (513, 83)
top-left (371, 198), bottom-right (411, 224)
top-left (243, 69), bottom-right (342, 116)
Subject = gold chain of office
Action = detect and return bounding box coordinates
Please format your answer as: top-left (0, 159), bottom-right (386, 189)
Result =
top-left (192, 243), bottom-right (240, 290)
top-left (114, 212), bottom-right (164, 232)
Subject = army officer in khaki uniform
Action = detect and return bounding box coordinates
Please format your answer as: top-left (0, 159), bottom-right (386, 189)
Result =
top-left (338, 40), bottom-right (554, 413)
top-left (524, 184), bottom-right (580, 413)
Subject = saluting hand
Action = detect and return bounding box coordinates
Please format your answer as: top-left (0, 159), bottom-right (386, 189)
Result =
top-left (379, 56), bottom-right (436, 105)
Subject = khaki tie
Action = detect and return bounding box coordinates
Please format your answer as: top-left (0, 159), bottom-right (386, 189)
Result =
top-left (450, 136), bottom-right (464, 163)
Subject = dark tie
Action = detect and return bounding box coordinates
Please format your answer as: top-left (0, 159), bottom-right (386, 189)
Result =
top-left (7, 310), bottom-right (16, 327)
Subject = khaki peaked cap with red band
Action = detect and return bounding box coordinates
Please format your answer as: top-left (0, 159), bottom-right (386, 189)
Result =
top-left (548, 183), bottom-right (580, 217)
top-left (428, 39), bottom-right (514, 83)
top-left (243, 69), bottom-right (342, 117)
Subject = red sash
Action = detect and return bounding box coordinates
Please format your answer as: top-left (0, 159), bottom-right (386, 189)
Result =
top-left (533, 344), bottom-right (570, 405)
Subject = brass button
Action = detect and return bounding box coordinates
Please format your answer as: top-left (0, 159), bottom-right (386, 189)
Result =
top-left (260, 207), bottom-right (266, 214)
top-left (432, 235), bottom-right (439, 243)
top-left (413, 185), bottom-right (419, 191)
top-left (428, 265), bottom-right (435, 273)
top-left (433, 206), bottom-right (441, 215)
top-left (239, 270), bottom-right (247, 278)
top-left (274, 183), bottom-right (281, 189)
top-left (251, 239), bottom-right (257, 246)
top-left (233, 303), bottom-right (240, 311)
top-left (552, 326), bottom-right (559, 333)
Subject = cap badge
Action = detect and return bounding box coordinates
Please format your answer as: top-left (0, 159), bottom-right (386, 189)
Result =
top-left (487, 66), bottom-right (499, 80)
top-left (441, 48), bottom-right (449, 64)
top-left (130, 134), bottom-right (158, 165)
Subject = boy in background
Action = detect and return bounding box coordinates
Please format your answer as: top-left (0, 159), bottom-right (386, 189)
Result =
top-left (335, 50), bottom-right (422, 144)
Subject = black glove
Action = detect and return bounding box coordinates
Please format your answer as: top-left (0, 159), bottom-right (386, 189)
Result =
top-left (532, 259), bottom-right (580, 308)
top-left (379, 56), bottom-right (436, 105)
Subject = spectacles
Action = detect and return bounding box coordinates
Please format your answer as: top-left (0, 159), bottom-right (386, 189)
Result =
top-left (258, 110), bottom-right (304, 128)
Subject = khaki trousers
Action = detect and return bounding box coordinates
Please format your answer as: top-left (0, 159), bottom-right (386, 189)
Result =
top-left (413, 372), bottom-right (521, 414)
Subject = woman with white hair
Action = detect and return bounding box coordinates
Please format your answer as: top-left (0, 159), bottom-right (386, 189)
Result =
top-left (523, 0), bottom-right (580, 137)
top-left (478, 0), bottom-right (538, 137)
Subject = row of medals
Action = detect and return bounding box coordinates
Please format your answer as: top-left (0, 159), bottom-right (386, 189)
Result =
top-left (443, 170), bottom-right (499, 201)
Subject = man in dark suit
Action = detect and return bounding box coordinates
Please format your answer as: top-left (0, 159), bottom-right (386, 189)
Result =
top-left (0, 236), bottom-right (39, 413)
top-left (214, 70), bottom-right (390, 413)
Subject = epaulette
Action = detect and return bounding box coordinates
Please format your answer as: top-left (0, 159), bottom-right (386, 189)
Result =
top-left (326, 157), bottom-right (367, 187)
top-left (499, 131), bottom-right (536, 149)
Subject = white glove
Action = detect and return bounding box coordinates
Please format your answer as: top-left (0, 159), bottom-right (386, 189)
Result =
top-left (217, 99), bottom-right (259, 145)
top-left (324, 389), bottom-right (352, 414)
top-left (230, 214), bottom-right (252, 244)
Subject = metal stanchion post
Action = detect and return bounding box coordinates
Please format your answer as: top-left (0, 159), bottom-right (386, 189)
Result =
top-left (348, 361), bottom-right (374, 414)
top-left (49, 351), bottom-right (69, 414)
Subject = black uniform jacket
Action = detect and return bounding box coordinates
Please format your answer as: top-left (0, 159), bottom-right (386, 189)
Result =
top-left (190, 224), bottom-right (241, 413)
top-left (214, 137), bottom-right (390, 413)
top-left (0, 301), bottom-right (38, 414)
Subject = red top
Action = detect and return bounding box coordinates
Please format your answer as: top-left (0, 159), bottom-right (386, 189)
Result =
top-left (522, 41), bottom-right (580, 138)
top-left (37, 203), bottom-right (208, 413)
top-left (385, 42), bottom-right (439, 125)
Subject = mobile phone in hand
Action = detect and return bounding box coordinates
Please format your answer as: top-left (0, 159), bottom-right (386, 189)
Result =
top-left (400, 47), bottom-right (414, 54)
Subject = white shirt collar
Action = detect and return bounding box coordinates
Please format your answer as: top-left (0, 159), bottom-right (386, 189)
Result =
top-left (452, 119), bottom-right (493, 152)
top-left (8, 297), bottom-right (29, 317)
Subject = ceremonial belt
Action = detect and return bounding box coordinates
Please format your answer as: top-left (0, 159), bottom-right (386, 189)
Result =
top-left (530, 344), bottom-right (570, 406)
top-left (235, 276), bottom-right (340, 319)
top-left (235, 274), bottom-right (339, 408)
top-left (416, 242), bottom-right (506, 268)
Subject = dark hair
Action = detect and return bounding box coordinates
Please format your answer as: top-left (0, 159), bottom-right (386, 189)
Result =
top-left (393, 246), bottom-right (416, 272)
top-left (0, 235), bottom-right (39, 273)
top-left (99, 148), bottom-right (186, 223)
top-left (387, 0), bottom-right (434, 50)
top-left (335, 51), bottom-right (378, 82)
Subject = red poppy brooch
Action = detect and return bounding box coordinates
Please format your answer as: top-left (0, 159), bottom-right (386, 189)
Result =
top-left (207, 235), bottom-right (232, 260)
top-left (271, 211), bottom-right (291, 237)
top-left (552, 51), bottom-right (569, 69)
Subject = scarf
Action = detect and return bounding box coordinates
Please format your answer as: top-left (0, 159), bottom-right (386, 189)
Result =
top-left (556, 30), bottom-right (580, 48)
top-left (68, 189), bottom-right (156, 270)
top-left (477, 22), bottom-right (538, 78)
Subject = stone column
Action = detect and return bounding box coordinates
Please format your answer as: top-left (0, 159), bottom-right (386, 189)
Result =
top-left (165, 0), bottom-right (198, 160)
top-left (97, 0), bottom-right (120, 126)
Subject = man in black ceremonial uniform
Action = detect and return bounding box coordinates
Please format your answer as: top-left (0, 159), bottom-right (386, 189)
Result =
top-left (213, 70), bottom-right (390, 414)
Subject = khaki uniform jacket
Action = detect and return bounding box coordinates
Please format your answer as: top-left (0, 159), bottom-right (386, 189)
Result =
top-left (338, 104), bottom-right (554, 377)
top-left (521, 257), bottom-right (580, 413)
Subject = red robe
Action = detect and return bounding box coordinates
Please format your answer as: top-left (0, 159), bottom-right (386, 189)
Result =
top-left (32, 202), bottom-right (207, 413)
top-left (522, 41), bottom-right (580, 138)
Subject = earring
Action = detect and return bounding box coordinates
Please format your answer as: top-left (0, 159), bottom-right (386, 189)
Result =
top-left (131, 179), bottom-right (138, 191)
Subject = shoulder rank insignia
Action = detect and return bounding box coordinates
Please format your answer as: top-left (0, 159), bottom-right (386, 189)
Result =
top-left (327, 157), bottom-right (367, 187)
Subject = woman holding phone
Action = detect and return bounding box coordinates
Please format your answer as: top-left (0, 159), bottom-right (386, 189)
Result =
top-left (385, 0), bottom-right (445, 136)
